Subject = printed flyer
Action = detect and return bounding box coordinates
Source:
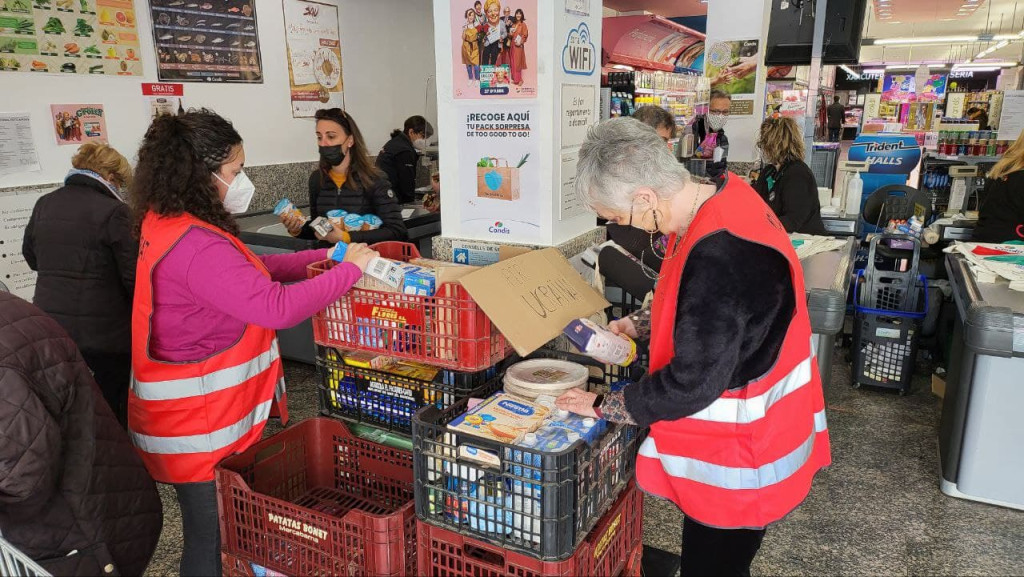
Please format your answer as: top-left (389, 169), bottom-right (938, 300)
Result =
top-left (149, 0), bottom-right (263, 83)
top-left (457, 103), bottom-right (541, 241)
top-left (451, 0), bottom-right (537, 99)
top-left (50, 102), bottom-right (106, 145)
top-left (0, 0), bottom-right (142, 76)
top-left (283, 0), bottom-right (343, 117)
top-left (705, 39), bottom-right (759, 97)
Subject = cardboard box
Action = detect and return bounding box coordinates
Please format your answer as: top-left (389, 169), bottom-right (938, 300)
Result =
top-left (931, 373), bottom-right (946, 398)
top-left (459, 248), bottom-right (610, 356)
top-left (400, 264), bottom-right (436, 296)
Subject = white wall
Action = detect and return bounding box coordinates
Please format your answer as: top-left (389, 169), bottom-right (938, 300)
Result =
top-left (0, 0), bottom-right (436, 189)
top-left (705, 0), bottom-right (771, 163)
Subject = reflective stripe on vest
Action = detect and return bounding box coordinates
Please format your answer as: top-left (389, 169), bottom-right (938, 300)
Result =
top-left (131, 346), bottom-right (281, 401)
top-left (131, 399), bottom-right (271, 455)
top-left (687, 353), bottom-right (814, 424)
top-left (638, 410), bottom-right (828, 490)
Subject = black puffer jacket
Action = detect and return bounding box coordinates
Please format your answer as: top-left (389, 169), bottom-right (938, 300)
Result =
top-left (22, 172), bottom-right (136, 355)
top-left (297, 170), bottom-right (408, 244)
top-left (0, 292), bottom-right (162, 576)
top-left (376, 132), bottom-right (419, 203)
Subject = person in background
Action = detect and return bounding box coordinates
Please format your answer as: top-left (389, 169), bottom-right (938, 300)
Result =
top-left (280, 107), bottom-right (407, 244)
top-left (499, 5), bottom-right (514, 66)
top-left (693, 90), bottom-right (732, 178)
top-left (461, 8), bottom-right (481, 85)
top-left (508, 8), bottom-right (528, 86)
top-left (480, 0), bottom-right (506, 67)
top-left (129, 109), bottom-right (378, 576)
top-left (632, 104), bottom-right (676, 142)
top-left (974, 130), bottom-right (1024, 243)
top-left (377, 115), bottom-right (433, 204)
top-left (0, 291), bottom-right (162, 577)
top-left (827, 95), bottom-right (845, 142)
top-left (753, 116), bottom-right (828, 235)
top-left (967, 106), bottom-right (990, 131)
top-left (423, 172), bottom-right (441, 213)
top-left (556, 117), bottom-right (830, 577)
top-left (22, 142), bottom-right (136, 426)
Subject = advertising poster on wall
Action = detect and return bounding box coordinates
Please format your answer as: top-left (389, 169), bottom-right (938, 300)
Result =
top-left (457, 103), bottom-right (541, 241)
top-left (705, 39), bottom-right (758, 97)
top-left (49, 103), bottom-right (106, 145)
top-left (882, 74), bottom-right (915, 102)
top-left (149, 0), bottom-right (262, 83)
top-left (0, 0), bottom-right (142, 76)
top-left (451, 0), bottom-right (537, 99)
top-left (283, 0), bottom-right (343, 117)
top-left (916, 73), bottom-right (947, 102)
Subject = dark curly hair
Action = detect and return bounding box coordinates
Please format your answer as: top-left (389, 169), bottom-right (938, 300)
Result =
top-left (131, 109), bottom-right (243, 238)
top-left (314, 108), bottom-right (384, 190)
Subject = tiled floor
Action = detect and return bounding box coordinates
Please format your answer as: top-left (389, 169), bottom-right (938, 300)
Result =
top-left (144, 350), bottom-right (1024, 576)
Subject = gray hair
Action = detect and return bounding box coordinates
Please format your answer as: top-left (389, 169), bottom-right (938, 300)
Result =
top-left (710, 89), bottom-right (732, 102)
top-left (575, 117), bottom-right (690, 212)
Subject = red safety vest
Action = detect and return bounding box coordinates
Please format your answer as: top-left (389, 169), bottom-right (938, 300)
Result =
top-left (128, 212), bottom-right (288, 484)
top-left (635, 174), bottom-right (831, 529)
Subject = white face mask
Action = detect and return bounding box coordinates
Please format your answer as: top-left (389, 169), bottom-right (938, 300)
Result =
top-left (707, 113), bottom-right (729, 132)
top-left (215, 169), bottom-right (256, 214)
top-left (413, 138), bottom-right (427, 151)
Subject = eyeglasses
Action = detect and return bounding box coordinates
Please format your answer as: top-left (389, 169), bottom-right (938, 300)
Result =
top-left (710, 108), bottom-right (731, 115)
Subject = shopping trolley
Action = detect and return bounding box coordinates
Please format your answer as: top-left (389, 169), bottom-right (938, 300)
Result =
top-left (0, 533), bottom-right (52, 577)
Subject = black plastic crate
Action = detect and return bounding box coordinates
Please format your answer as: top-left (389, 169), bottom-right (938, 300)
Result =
top-left (851, 272), bottom-right (928, 394)
top-left (412, 352), bottom-right (642, 561)
top-left (317, 346), bottom-right (502, 435)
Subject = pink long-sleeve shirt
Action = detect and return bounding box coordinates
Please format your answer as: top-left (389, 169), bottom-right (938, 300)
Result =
top-left (149, 228), bottom-right (360, 362)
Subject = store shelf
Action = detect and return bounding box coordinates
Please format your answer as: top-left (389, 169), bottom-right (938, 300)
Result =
top-left (928, 154), bottom-right (1001, 163)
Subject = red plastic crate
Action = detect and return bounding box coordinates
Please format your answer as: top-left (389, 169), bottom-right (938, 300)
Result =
top-left (416, 480), bottom-right (643, 577)
top-left (216, 418), bottom-right (416, 577)
top-left (222, 551), bottom-right (289, 576)
top-left (309, 242), bottom-right (511, 372)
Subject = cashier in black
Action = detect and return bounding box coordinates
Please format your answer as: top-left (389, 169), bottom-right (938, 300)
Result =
top-left (693, 90), bottom-right (732, 179)
top-left (376, 115), bottom-right (434, 204)
top-left (753, 116), bottom-right (828, 235)
top-left (974, 131), bottom-right (1024, 243)
top-left (280, 107), bottom-right (407, 243)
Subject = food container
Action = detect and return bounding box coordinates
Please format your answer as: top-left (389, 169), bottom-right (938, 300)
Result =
top-left (502, 359), bottom-right (590, 400)
top-left (326, 209), bottom-right (347, 228)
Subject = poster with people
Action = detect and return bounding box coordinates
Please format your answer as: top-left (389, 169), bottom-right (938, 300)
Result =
top-left (283, 0), bottom-right (343, 117)
top-left (705, 39), bottom-right (759, 97)
top-left (451, 0), bottom-right (537, 99)
top-left (50, 103), bottom-right (106, 145)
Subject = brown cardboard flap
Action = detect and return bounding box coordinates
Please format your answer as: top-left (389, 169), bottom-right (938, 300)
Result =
top-left (498, 245), bottom-right (533, 261)
top-left (460, 248), bottom-right (610, 356)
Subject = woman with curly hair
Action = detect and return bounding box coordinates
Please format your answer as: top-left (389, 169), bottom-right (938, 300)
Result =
top-left (128, 109), bottom-right (377, 576)
top-left (752, 116), bottom-right (827, 235)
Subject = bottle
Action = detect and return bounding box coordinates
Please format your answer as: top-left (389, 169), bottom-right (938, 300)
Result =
top-left (844, 170), bottom-right (863, 219)
top-left (681, 123), bottom-right (695, 158)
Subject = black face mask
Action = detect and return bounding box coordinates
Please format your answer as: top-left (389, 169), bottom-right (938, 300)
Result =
top-left (319, 145), bottom-right (345, 167)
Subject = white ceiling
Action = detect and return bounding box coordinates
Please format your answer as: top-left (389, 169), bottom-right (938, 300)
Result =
top-left (860, 0), bottom-right (1024, 65)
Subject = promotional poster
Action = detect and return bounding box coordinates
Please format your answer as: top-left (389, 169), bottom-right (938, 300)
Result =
top-left (451, 0), bottom-right (537, 99)
top-left (706, 39), bottom-right (758, 97)
top-left (283, 0), bottom-right (343, 117)
top-left (50, 102), bottom-right (106, 144)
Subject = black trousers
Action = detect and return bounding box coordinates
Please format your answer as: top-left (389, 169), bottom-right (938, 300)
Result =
top-left (829, 127), bottom-right (841, 142)
top-left (680, 516), bottom-right (766, 577)
top-left (175, 482), bottom-right (222, 577)
top-left (80, 350), bottom-right (130, 427)
top-left (482, 41), bottom-right (501, 66)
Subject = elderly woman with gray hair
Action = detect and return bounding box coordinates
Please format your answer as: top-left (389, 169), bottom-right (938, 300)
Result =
top-left (556, 117), bottom-right (831, 577)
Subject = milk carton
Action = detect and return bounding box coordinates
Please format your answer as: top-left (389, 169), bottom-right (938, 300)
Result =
top-left (562, 318), bottom-right (637, 366)
top-left (545, 412), bottom-right (605, 444)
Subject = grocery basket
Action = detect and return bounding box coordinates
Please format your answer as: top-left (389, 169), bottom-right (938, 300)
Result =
top-left (0, 534), bottom-right (51, 577)
top-left (316, 344), bottom-right (504, 435)
top-left (852, 269), bottom-right (929, 394)
top-left (216, 418), bottom-right (416, 577)
top-left (416, 480), bottom-right (643, 577)
top-left (412, 353), bottom-right (642, 561)
top-left (861, 234), bottom-right (922, 313)
top-left (309, 242), bottom-right (512, 371)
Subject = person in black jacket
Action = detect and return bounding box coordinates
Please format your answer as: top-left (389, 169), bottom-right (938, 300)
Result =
top-left (753, 116), bottom-right (828, 235)
top-left (281, 108), bottom-right (408, 244)
top-left (376, 115), bottom-right (433, 203)
top-left (0, 291), bottom-right (162, 576)
top-left (974, 132), bottom-right (1024, 243)
top-left (693, 90), bottom-right (732, 179)
top-left (22, 142), bottom-right (136, 425)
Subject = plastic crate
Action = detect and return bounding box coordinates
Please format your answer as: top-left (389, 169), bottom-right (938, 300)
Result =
top-left (0, 536), bottom-right (51, 577)
top-left (216, 418), bottom-right (416, 577)
top-left (222, 551), bottom-right (290, 577)
top-left (852, 272), bottom-right (929, 394)
top-left (416, 480), bottom-right (643, 577)
top-left (412, 354), bottom-right (641, 561)
top-left (309, 242), bottom-right (512, 371)
top-left (317, 345), bottom-right (503, 435)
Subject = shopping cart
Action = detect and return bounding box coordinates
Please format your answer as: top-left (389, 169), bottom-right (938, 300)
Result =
top-left (0, 533), bottom-right (52, 577)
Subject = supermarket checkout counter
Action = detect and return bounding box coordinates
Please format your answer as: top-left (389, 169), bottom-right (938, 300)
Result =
top-left (939, 252), bottom-right (1024, 510)
top-left (800, 237), bottom-right (857, 385)
top-left (235, 204), bottom-right (441, 363)
top-left (822, 216), bottom-right (862, 237)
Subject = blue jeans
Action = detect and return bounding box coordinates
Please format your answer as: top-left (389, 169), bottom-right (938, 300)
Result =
top-left (466, 65), bottom-right (480, 80)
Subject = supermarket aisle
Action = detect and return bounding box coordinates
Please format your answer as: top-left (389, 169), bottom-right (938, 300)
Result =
top-left (142, 352), bottom-right (1024, 577)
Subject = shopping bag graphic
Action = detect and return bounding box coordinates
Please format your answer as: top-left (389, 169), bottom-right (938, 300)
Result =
top-left (476, 157), bottom-right (521, 201)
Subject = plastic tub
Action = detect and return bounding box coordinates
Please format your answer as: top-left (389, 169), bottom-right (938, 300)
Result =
top-left (502, 359), bottom-right (589, 400)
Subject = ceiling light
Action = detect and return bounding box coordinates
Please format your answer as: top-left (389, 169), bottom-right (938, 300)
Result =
top-left (840, 65), bottom-right (860, 78)
top-left (876, 36), bottom-right (976, 45)
top-left (954, 61), bottom-right (1019, 68)
top-left (862, 69), bottom-right (884, 74)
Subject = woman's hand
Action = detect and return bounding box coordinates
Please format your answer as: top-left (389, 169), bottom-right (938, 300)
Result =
top-left (608, 317), bottom-right (639, 339)
top-left (316, 227), bottom-right (348, 244)
top-left (280, 212), bottom-right (305, 236)
top-left (556, 388), bottom-right (599, 418)
top-left (342, 243), bottom-right (378, 272)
